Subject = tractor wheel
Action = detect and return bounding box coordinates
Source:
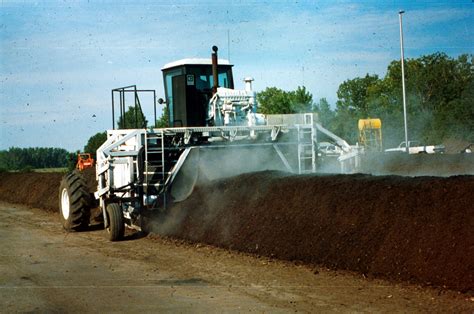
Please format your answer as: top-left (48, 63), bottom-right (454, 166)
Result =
top-left (106, 203), bottom-right (124, 241)
top-left (59, 171), bottom-right (92, 231)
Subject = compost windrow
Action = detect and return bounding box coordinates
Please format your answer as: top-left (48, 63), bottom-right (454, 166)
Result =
top-left (155, 171), bottom-right (474, 293)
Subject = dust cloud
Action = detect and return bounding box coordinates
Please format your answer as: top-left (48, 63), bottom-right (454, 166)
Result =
top-left (149, 144), bottom-right (292, 238)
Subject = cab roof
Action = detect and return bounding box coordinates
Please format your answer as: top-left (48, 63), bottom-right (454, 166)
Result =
top-left (161, 58), bottom-right (232, 71)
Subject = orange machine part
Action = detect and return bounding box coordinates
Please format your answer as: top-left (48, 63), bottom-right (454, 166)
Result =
top-left (76, 153), bottom-right (94, 171)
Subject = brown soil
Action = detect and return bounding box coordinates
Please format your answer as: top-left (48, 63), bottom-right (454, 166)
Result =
top-left (0, 161), bottom-right (473, 294)
top-left (0, 167), bottom-right (96, 213)
top-left (0, 171), bottom-right (63, 212)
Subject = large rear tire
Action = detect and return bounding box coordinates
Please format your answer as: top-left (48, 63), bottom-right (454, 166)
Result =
top-left (106, 203), bottom-right (124, 241)
top-left (59, 171), bottom-right (92, 231)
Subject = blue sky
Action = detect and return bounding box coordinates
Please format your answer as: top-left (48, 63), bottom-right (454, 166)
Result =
top-left (1, 0), bottom-right (473, 151)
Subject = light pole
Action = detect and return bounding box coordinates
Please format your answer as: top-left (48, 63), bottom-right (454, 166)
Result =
top-left (399, 10), bottom-right (409, 153)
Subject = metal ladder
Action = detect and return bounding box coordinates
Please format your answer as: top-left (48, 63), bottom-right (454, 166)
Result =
top-left (144, 130), bottom-right (166, 195)
top-left (297, 113), bottom-right (317, 174)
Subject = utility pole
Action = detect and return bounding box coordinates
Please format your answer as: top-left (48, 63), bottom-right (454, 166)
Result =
top-left (399, 10), bottom-right (409, 153)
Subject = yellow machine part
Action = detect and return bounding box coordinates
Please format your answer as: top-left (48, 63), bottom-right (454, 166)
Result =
top-left (358, 118), bottom-right (382, 131)
top-left (358, 118), bottom-right (383, 152)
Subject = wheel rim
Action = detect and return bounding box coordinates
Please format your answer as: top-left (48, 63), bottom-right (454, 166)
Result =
top-left (61, 188), bottom-right (70, 219)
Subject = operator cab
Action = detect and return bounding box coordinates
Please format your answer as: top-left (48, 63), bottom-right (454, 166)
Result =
top-left (161, 58), bottom-right (234, 127)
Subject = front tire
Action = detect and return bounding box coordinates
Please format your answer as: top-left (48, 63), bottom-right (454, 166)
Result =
top-left (106, 203), bottom-right (124, 241)
top-left (59, 171), bottom-right (91, 231)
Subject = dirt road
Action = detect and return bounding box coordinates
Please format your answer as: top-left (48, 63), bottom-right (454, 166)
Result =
top-left (1, 202), bottom-right (472, 312)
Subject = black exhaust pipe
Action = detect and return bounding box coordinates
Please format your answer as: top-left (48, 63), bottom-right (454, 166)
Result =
top-left (212, 46), bottom-right (218, 95)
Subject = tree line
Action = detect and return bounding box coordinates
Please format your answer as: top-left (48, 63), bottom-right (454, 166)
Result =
top-left (258, 53), bottom-right (473, 147)
top-left (0, 147), bottom-right (71, 171)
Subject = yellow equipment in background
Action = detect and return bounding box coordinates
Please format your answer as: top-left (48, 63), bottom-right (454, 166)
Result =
top-left (358, 118), bottom-right (382, 152)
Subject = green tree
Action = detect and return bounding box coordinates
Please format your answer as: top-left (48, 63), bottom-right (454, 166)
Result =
top-left (331, 74), bottom-right (380, 142)
top-left (313, 98), bottom-right (335, 128)
top-left (0, 147), bottom-right (70, 170)
top-left (84, 132), bottom-right (107, 156)
top-left (117, 106), bottom-right (147, 129)
top-left (290, 86), bottom-right (313, 113)
top-left (67, 151), bottom-right (79, 171)
top-left (257, 86), bottom-right (313, 114)
top-left (333, 53), bottom-right (474, 145)
top-left (257, 87), bottom-right (293, 114)
top-left (336, 74), bottom-right (380, 116)
top-left (383, 53), bottom-right (474, 143)
top-left (155, 107), bottom-right (169, 128)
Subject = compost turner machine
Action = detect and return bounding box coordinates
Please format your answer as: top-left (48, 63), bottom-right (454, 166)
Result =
top-left (59, 46), bottom-right (358, 240)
